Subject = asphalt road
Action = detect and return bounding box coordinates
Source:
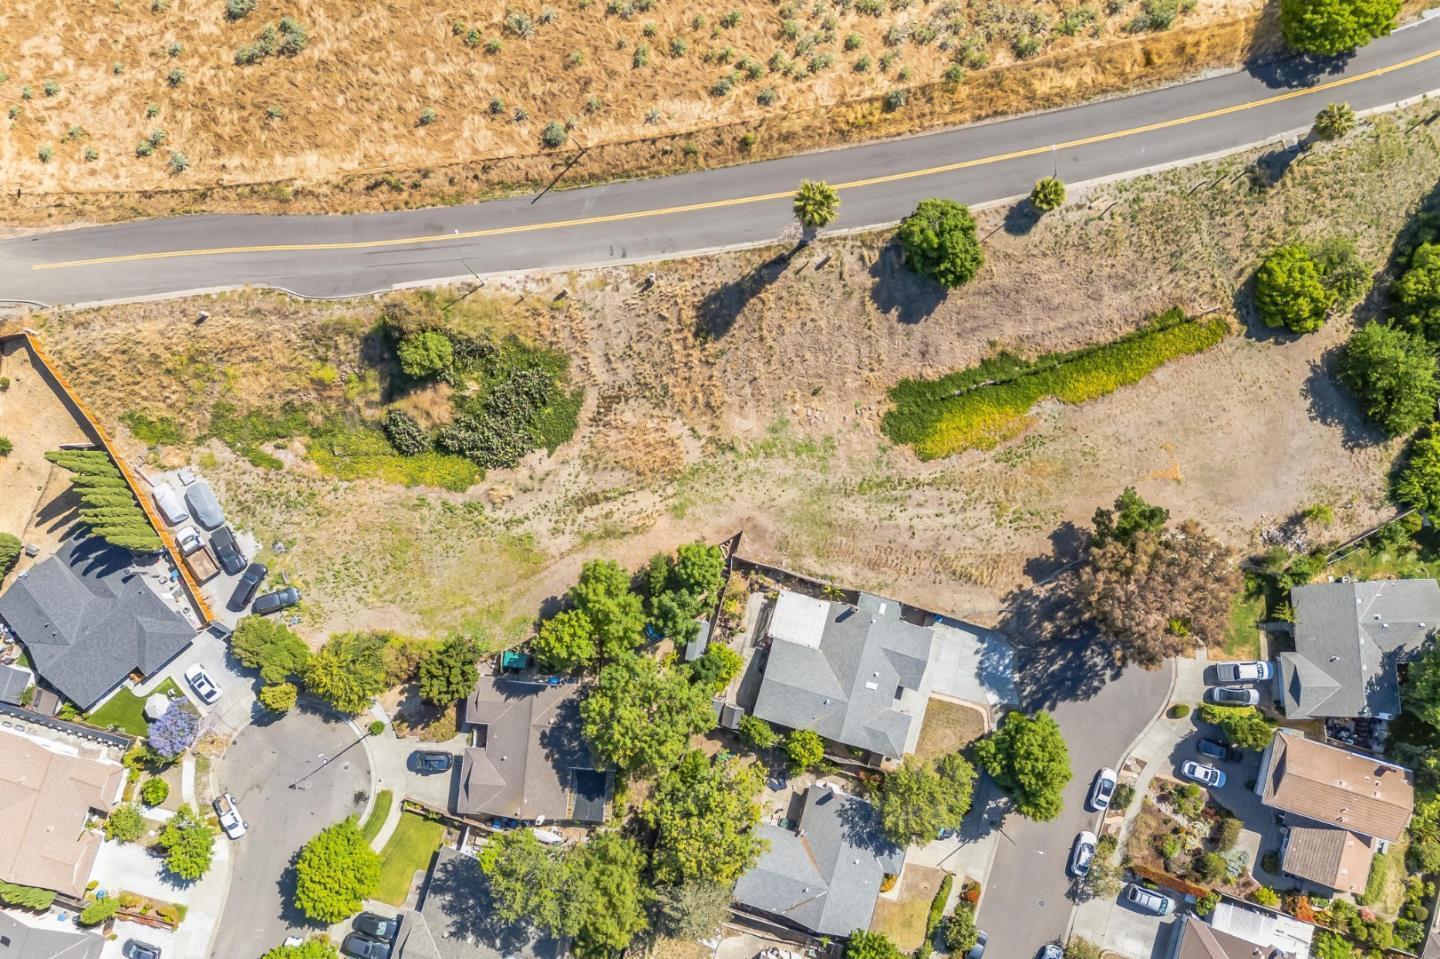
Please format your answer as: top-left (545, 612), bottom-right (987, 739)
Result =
top-left (976, 643), bottom-right (1173, 959)
top-left (4, 18), bottom-right (1440, 307)
top-left (211, 705), bottom-right (372, 959)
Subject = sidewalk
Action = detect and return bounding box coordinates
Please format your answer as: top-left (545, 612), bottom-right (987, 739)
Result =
top-left (364, 703), bottom-right (411, 852)
top-left (909, 777), bottom-right (1004, 908)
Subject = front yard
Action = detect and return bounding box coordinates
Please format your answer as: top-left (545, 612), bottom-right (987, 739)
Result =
top-left (914, 700), bottom-right (988, 762)
top-left (870, 864), bottom-right (947, 951)
top-left (375, 811), bottom-right (445, 906)
top-left (86, 678), bottom-right (183, 737)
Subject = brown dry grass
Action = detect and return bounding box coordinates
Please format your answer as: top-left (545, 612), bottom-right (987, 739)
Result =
top-left (27, 103), bottom-right (1440, 639)
top-left (915, 699), bottom-right (988, 759)
top-left (872, 864), bottom-right (946, 950)
top-left (0, 0), bottom-right (1279, 225)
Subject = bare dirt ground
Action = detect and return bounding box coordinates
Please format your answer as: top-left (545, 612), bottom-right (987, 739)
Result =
top-left (0, 338), bottom-right (90, 584)
top-left (29, 104), bottom-right (1440, 641)
top-left (0, 0), bottom-right (1278, 224)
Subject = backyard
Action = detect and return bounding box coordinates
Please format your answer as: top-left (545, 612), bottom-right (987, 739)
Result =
top-left (375, 811), bottom-right (446, 906)
top-left (86, 678), bottom-right (184, 737)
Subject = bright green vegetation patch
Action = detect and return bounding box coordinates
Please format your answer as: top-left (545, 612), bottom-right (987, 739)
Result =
top-left (375, 811), bottom-right (444, 905)
top-left (309, 427), bottom-right (479, 492)
top-left (86, 678), bottom-right (182, 736)
top-left (1223, 590), bottom-right (1265, 659)
top-left (120, 411), bottom-right (186, 447)
top-left (359, 789), bottom-right (394, 843)
top-left (882, 309), bottom-right (1228, 459)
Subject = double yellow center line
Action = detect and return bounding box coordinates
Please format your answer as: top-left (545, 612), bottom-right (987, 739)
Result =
top-left (35, 44), bottom-right (1440, 272)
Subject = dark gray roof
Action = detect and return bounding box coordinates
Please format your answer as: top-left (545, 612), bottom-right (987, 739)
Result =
top-left (457, 676), bottom-right (604, 823)
top-left (732, 785), bottom-right (906, 937)
top-left (0, 912), bottom-right (104, 959)
top-left (684, 619), bottom-right (711, 662)
top-left (1281, 580), bottom-right (1440, 719)
top-left (401, 846), bottom-right (566, 959)
top-left (752, 591), bottom-right (934, 759)
top-left (0, 536), bottom-right (195, 709)
top-left (0, 664), bottom-right (33, 705)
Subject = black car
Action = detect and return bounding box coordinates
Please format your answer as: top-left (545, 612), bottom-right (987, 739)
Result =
top-left (122, 942), bottom-right (162, 959)
top-left (410, 750), bottom-right (454, 774)
top-left (209, 525), bottom-right (246, 576)
top-left (341, 932), bottom-right (392, 959)
top-left (252, 586), bottom-right (301, 616)
top-left (1197, 739), bottom-right (1242, 763)
top-left (354, 912), bottom-right (400, 942)
top-left (228, 562), bottom-right (269, 612)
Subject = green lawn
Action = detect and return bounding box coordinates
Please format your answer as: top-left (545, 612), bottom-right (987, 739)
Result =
top-left (360, 790), bottom-right (394, 844)
top-left (375, 812), bottom-right (444, 906)
top-left (86, 678), bottom-right (183, 736)
top-left (1222, 592), bottom-right (1266, 659)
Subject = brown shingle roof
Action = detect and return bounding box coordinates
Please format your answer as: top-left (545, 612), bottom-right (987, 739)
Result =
top-left (1175, 917), bottom-right (1269, 959)
top-left (1281, 826), bottom-right (1374, 893)
top-left (0, 730), bottom-right (123, 896)
top-left (1261, 733), bottom-right (1413, 842)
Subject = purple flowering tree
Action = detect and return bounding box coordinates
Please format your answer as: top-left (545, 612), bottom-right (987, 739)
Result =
top-left (148, 704), bottom-right (199, 759)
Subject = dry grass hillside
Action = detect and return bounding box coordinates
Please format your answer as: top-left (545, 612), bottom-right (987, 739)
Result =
top-left (22, 104), bottom-right (1440, 639)
top-left (0, 0), bottom-right (1263, 221)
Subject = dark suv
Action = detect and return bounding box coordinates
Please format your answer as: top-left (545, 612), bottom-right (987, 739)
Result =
top-left (354, 912), bottom-right (400, 942)
top-left (228, 562), bottom-right (269, 612)
top-left (209, 525), bottom-right (246, 576)
top-left (252, 586), bottom-right (301, 616)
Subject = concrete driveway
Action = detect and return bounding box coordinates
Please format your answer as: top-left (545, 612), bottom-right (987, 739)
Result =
top-left (210, 705), bottom-right (372, 958)
top-left (91, 836), bottom-right (233, 958)
top-left (102, 919), bottom-right (177, 959)
top-left (135, 626), bottom-right (258, 739)
top-left (930, 620), bottom-right (1018, 709)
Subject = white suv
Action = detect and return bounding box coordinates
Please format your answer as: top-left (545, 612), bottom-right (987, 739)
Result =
top-left (1125, 883), bottom-right (1173, 915)
top-left (213, 793), bottom-right (248, 840)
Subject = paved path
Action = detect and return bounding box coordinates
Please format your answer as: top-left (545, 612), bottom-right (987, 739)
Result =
top-left (3, 18), bottom-right (1440, 306)
top-left (976, 640), bottom-right (1173, 959)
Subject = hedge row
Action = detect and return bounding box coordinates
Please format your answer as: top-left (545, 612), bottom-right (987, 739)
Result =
top-left (913, 873), bottom-right (954, 959)
top-left (882, 309), bottom-right (1229, 459)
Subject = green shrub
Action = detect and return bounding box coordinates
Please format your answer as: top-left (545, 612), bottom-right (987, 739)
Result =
top-left (897, 197), bottom-right (982, 288)
top-left (541, 121), bottom-right (568, 148)
top-left (0, 881), bottom-right (56, 911)
top-left (166, 69), bottom-right (185, 86)
top-left (1110, 781), bottom-right (1136, 810)
top-left (1216, 815), bottom-right (1242, 850)
top-left (1255, 243), bottom-right (1333, 333)
top-left (418, 108), bottom-right (438, 126)
top-left (0, 437), bottom-right (12, 457)
top-left (259, 681), bottom-right (298, 712)
top-left (37, 146), bottom-right (52, 163)
top-left (0, 533), bottom-right (20, 575)
top-left (79, 897), bottom-right (120, 926)
top-left (1168, 703), bottom-right (1190, 719)
top-left (105, 803), bottom-right (147, 842)
top-left (738, 714), bottom-right (779, 749)
top-left (396, 330), bottom-right (452, 377)
top-left (785, 729), bottom-right (824, 770)
top-left (226, 0), bottom-right (256, 18)
top-left (141, 777), bottom-right (170, 806)
top-left (883, 309), bottom-right (1227, 458)
top-left (1340, 321), bottom-right (1439, 437)
top-left (1281, 0), bottom-right (1400, 55)
top-left (368, 719), bottom-right (386, 736)
top-left (168, 152), bottom-right (188, 173)
top-left (382, 409), bottom-right (430, 455)
top-left (43, 80), bottom-right (59, 96)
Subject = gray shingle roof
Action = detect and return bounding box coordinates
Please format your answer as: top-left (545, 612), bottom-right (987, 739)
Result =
top-left (402, 846), bottom-right (566, 959)
top-left (1280, 580), bottom-right (1440, 719)
top-left (752, 592), bottom-right (934, 759)
top-left (0, 912), bottom-right (104, 959)
top-left (456, 676), bottom-right (604, 823)
top-left (0, 536), bottom-right (195, 709)
top-left (732, 785), bottom-right (906, 937)
top-left (0, 664), bottom-right (33, 705)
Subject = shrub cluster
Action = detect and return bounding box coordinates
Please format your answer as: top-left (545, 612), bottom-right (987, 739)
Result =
top-left (883, 309), bottom-right (1228, 458)
top-left (1254, 237), bottom-right (1367, 334)
top-left (235, 17), bottom-right (309, 64)
top-left (896, 198), bottom-right (982, 288)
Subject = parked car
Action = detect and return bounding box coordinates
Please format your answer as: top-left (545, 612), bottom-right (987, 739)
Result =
top-left (1215, 660), bottom-right (1273, 683)
top-left (410, 750), bottom-right (454, 774)
top-left (1180, 761), bottom-right (1227, 788)
top-left (1038, 945), bottom-right (1063, 959)
top-left (966, 930), bottom-right (988, 959)
top-left (252, 586), bottom-right (301, 616)
top-left (213, 792), bottom-right (248, 840)
top-left (1068, 830), bottom-right (1097, 878)
top-left (1197, 739), bottom-right (1242, 763)
top-left (122, 941), bottom-right (162, 959)
top-left (152, 485), bottom-right (189, 526)
top-left (354, 912), bottom-right (400, 943)
top-left (209, 525), bottom-right (246, 576)
top-left (1210, 685), bottom-right (1261, 706)
top-left (228, 562), bottom-right (269, 612)
top-left (1088, 767), bottom-right (1118, 812)
top-left (183, 663), bottom-right (222, 705)
top-left (184, 480), bottom-right (225, 530)
top-left (175, 525), bottom-right (204, 555)
top-left (341, 933), bottom-right (393, 959)
top-left (1124, 883), bottom-right (1174, 915)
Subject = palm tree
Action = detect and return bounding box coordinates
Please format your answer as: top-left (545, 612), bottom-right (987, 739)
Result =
top-left (1312, 102), bottom-right (1355, 142)
top-left (793, 180), bottom-right (840, 239)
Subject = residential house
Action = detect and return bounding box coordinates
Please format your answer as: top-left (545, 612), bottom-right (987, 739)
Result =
top-left (0, 536), bottom-right (195, 710)
top-left (1171, 901), bottom-right (1314, 959)
top-left (750, 590), bottom-right (935, 763)
top-left (1255, 731), bottom-right (1414, 894)
top-left (0, 912), bottom-right (103, 959)
top-left (1279, 579), bottom-right (1440, 720)
top-left (732, 783), bottom-right (905, 938)
top-left (455, 675), bottom-right (607, 824)
top-left (0, 664), bottom-right (32, 706)
top-left (0, 729), bottom-right (124, 898)
top-left (398, 846), bottom-right (566, 959)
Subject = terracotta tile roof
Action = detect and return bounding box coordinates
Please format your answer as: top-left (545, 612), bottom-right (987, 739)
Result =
top-left (1261, 733), bottom-right (1413, 842)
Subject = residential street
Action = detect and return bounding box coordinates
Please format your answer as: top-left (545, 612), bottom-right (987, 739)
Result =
top-left (210, 705), bottom-right (372, 959)
top-left (976, 639), bottom-right (1173, 959)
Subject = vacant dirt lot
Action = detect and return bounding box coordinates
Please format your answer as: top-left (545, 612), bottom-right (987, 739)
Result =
top-left (0, 0), bottom-right (1274, 223)
top-left (31, 105), bottom-right (1440, 639)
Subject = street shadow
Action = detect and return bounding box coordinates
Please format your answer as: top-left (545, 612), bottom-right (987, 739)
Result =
top-left (1300, 349), bottom-right (1384, 450)
top-left (868, 240), bottom-right (946, 325)
top-left (694, 251), bottom-right (791, 339)
top-left (1003, 200), bottom-right (1041, 236)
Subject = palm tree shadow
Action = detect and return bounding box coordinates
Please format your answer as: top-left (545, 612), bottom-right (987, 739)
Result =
top-left (694, 251), bottom-right (791, 339)
top-left (868, 240), bottom-right (946, 325)
top-left (1003, 200), bottom-right (1040, 236)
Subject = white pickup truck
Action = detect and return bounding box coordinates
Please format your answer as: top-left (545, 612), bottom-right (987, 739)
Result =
top-left (175, 526), bottom-right (220, 582)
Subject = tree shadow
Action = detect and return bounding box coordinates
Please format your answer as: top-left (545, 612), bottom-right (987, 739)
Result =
top-left (275, 853), bottom-right (326, 931)
top-left (1300, 349), bottom-right (1384, 451)
top-left (1244, 48), bottom-right (1354, 90)
top-left (694, 252), bottom-right (791, 339)
top-left (1003, 201), bottom-right (1041, 237)
top-left (1020, 521), bottom-right (1086, 581)
top-left (867, 240), bottom-right (946, 325)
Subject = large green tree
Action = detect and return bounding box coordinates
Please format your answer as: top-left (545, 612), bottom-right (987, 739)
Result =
top-left (1401, 642), bottom-right (1440, 732)
top-left (569, 560), bottom-right (646, 663)
top-left (645, 749), bottom-right (767, 884)
top-left (479, 829), bottom-right (572, 932)
top-left (580, 654), bottom-right (715, 772)
top-left (973, 711), bottom-right (1072, 822)
top-left (1256, 243), bottom-right (1335, 334)
top-left (845, 930), bottom-right (905, 959)
top-left (876, 753), bottom-right (977, 846)
top-left (157, 803), bottom-right (216, 881)
top-left (304, 632), bottom-right (388, 714)
top-left (651, 880), bottom-right (735, 940)
top-left (533, 609), bottom-right (598, 672)
top-left (1198, 704), bottom-right (1274, 751)
top-left (1339, 322), bottom-right (1440, 437)
top-left (293, 818), bottom-right (381, 923)
top-left (646, 543), bottom-right (727, 643)
top-left (1394, 242), bottom-right (1440, 341)
top-left (1396, 430), bottom-right (1440, 514)
top-left (261, 941), bottom-right (340, 959)
top-left (1091, 487), bottom-right (1168, 549)
top-left (1280, 0), bottom-right (1400, 55)
top-left (231, 616), bottom-right (312, 683)
top-left (896, 198), bottom-right (983, 288)
top-left (417, 634), bottom-right (480, 706)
